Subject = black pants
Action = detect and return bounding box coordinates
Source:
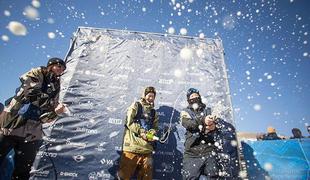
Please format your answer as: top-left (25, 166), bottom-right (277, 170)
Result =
top-left (0, 134), bottom-right (42, 180)
top-left (182, 152), bottom-right (220, 180)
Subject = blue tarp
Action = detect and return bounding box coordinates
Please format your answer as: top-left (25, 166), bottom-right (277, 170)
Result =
top-left (242, 139), bottom-right (310, 180)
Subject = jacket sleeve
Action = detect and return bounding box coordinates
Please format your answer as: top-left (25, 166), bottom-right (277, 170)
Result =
top-left (125, 102), bottom-right (144, 135)
top-left (181, 110), bottom-right (201, 132)
top-left (18, 68), bottom-right (45, 103)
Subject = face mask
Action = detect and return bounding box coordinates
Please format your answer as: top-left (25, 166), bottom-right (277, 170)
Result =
top-left (189, 97), bottom-right (202, 105)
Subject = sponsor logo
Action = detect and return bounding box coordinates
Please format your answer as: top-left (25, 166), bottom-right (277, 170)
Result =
top-left (159, 79), bottom-right (174, 85)
top-left (37, 151), bottom-right (57, 158)
top-left (73, 155), bottom-right (85, 162)
top-left (115, 146), bottom-right (122, 151)
top-left (100, 158), bottom-right (114, 166)
top-left (95, 142), bottom-right (107, 152)
top-left (88, 170), bottom-right (111, 179)
top-left (32, 170), bottom-right (50, 177)
top-left (108, 85), bottom-right (128, 90)
top-left (158, 162), bottom-right (174, 173)
top-left (119, 66), bottom-right (135, 72)
top-left (75, 127), bottom-right (99, 135)
top-left (42, 136), bottom-right (56, 142)
top-left (137, 78), bottom-right (152, 82)
top-left (108, 118), bottom-right (123, 125)
top-left (66, 138), bottom-right (87, 148)
top-left (187, 72), bottom-right (205, 76)
top-left (160, 72), bottom-right (171, 76)
top-left (157, 90), bottom-right (173, 95)
top-left (155, 151), bottom-right (175, 156)
top-left (157, 112), bottom-right (166, 116)
top-left (60, 171), bottom-right (78, 177)
top-left (158, 101), bottom-right (173, 106)
top-left (83, 70), bottom-right (105, 78)
top-left (106, 106), bottom-right (117, 112)
top-left (176, 81), bottom-right (200, 85)
top-left (113, 74), bottom-right (128, 80)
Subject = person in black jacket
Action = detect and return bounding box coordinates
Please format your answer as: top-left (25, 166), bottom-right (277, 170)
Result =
top-left (0, 57), bottom-right (67, 179)
top-left (180, 88), bottom-right (238, 179)
top-left (290, 128), bottom-right (305, 139)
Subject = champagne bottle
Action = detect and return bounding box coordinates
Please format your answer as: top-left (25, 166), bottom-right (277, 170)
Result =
top-left (146, 131), bottom-right (159, 141)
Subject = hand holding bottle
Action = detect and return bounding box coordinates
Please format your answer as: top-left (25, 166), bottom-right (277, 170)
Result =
top-left (204, 115), bottom-right (217, 132)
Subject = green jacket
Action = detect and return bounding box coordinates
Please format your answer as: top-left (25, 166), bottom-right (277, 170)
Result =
top-left (0, 67), bottom-right (60, 140)
top-left (122, 99), bottom-right (159, 154)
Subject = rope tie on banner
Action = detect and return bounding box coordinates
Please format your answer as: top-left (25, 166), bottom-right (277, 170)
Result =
top-left (158, 91), bottom-right (185, 144)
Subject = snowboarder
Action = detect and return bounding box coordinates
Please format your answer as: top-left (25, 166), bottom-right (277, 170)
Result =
top-left (0, 57), bottom-right (67, 179)
top-left (117, 86), bottom-right (159, 180)
top-left (181, 88), bottom-right (239, 179)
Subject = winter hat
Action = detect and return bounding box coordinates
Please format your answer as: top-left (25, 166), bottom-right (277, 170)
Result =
top-left (186, 88), bottom-right (200, 100)
top-left (47, 57), bottom-right (66, 70)
top-left (144, 86), bottom-right (156, 97)
top-left (267, 126), bottom-right (276, 133)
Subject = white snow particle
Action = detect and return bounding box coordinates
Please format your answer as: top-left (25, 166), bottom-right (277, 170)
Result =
top-left (48, 32), bottom-right (56, 39)
top-left (168, 27), bottom-right (175, 34)
top-left (32, 0), bottom-right (41, 8)
top-left (55, 145), bottom-right (62, 151)
top-left (239, 171), bottom-right (247, 178)
top-left (1, 35), bottom-right (9, 42)
top-left (4, 10), bottom-right (11, 16)
top-left (142, 7), bottom-right (146, 12)
top-left (214, 142), bottom-right (220, 147)
top-left (174, 69), bottom-right (182, 77)
top-left (236, 11), bottom-right (241, 16)
top-left (303, 52), bottom-right (308, 57)
top-left (231, 140), bottom-right (238, 147)
top-left (180, 47), bottom-right (193, 60)
top-left (192, 103), bottom-right (199, 110)
top-left (264, 162), bottom-right (273, 171)
top-left (23, 6), bottom-right (39, 20)
top-left (6, 21), bottom-right (27, 36)
top-left (267, 75), bottom-right (272, 79)
top-left (180, 28), bottom-right (187, 35)
top-left (199, 33), bottom-right (204, 38)
top-left (196, 48), bottom-right (203, 58)
top-left (47, 18), bottom-right (55, 24)
top-left (253, 104), bottom-right (261, 111)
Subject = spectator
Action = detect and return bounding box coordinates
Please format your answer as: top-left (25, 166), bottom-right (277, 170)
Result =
top-left (290, 128), bottom-right (304, 139)
top-left (262, 126), bottom-right (281, 140)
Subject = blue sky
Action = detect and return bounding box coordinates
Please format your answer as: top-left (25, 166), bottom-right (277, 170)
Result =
top-left (0, 0), bottom-right (309, 137)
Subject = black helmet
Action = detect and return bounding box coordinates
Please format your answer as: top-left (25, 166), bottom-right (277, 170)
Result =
top-left (47, 57), bottom-right (66, 70)
top-left (186, 88), bottom-right (200, 100)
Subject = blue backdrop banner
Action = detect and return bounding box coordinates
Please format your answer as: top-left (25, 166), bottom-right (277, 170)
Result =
top-left (242, 139), bottom-right (310, 180)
